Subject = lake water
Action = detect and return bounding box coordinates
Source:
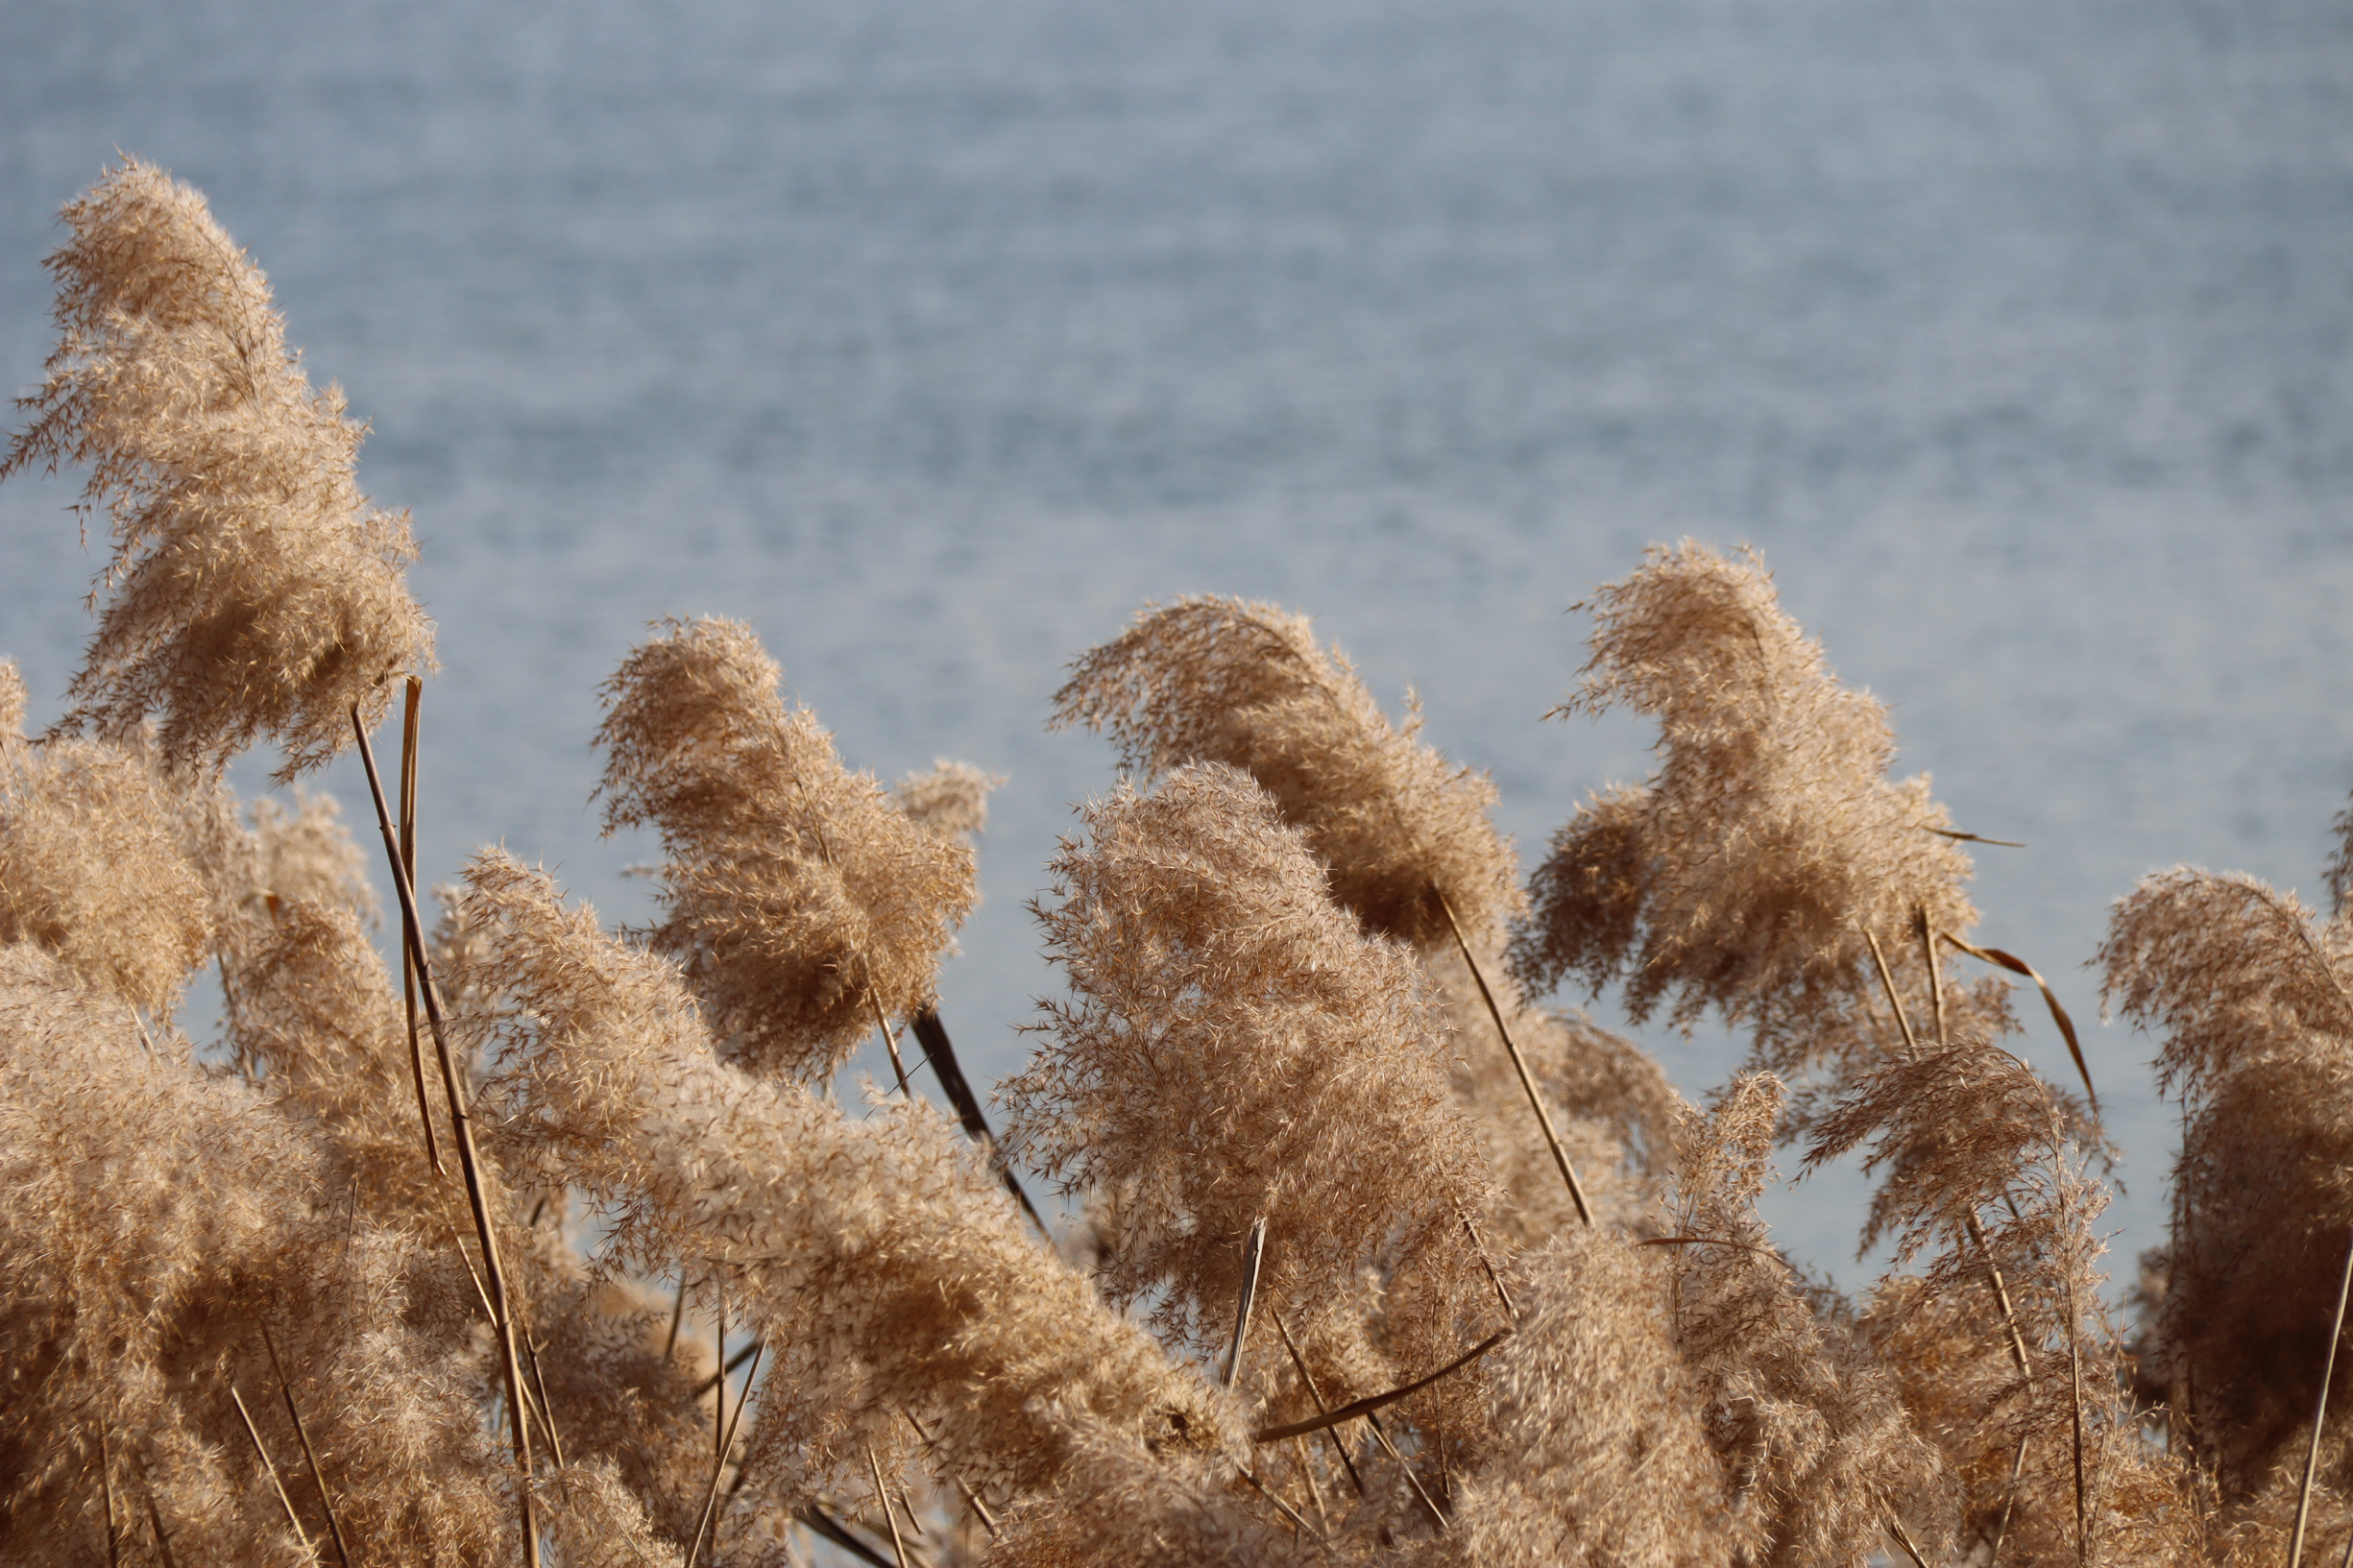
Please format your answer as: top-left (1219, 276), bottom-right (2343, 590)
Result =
top-left (4, 0), bottom-right (2350, 1287)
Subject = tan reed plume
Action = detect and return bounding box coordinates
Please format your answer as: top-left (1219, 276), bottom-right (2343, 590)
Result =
top-left (595, 616), bottom-right (977, 1082)
top-left (1, 158), bottom-right (433, 780)
top-left (1513, 543), bottom-right (2010, 1130)
top-left (1002, 764), bottom-right (1498, 1435)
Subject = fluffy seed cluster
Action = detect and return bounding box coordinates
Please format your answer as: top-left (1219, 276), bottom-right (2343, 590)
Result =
top-left (1512, 543), bottom-right (2008, 1121)
top-left (1004, 765), bottom-right (1497, 1410)
top-left (1, 158), bottom-right (432, 779)
top-left (1053, 596), bottom-right (1520, 947)
top-left (595, 616), bottom-right (978, 1081)
top-left (2102, 869), bottom-right (2353, 1515)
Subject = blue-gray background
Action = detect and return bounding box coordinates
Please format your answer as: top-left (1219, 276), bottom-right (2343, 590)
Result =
top-left (5, 0), bottom-right (2350, 1289)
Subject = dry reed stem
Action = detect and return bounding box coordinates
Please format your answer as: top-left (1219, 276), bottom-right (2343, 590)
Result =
top-left (864, 1446), bottom-right (909, 1568)
top-left (1235, 1461), bottom-right (1323, 1543)
top-left (1990, 1433), bottom-right (2028, 1564)
top-left (351, 708), bottom-right (540, 1567)
top-left (261, 1322), bottom-right (352, 1568)
top-left (1222, 1219), bottom-right (1267, 1389)
top-left (2291, 1226), bottom-right (2353, 1568)
top-left (524, 1334), bottom-right (568, 1471)
top-left (1920, 910), bottom-right (1948, 1049)
top-left (686, 1340), bottom-right (764, 1568)
top-left (1250, 1331), bottom-right (1512, 1442)
top-left (1883, 1501), bottom-right (1933, 1568)
top-left (98, 1427), bottom-right (118, 1568)
top-left (1272, 1310), bottom-right (1366, 1500)
top-left (1438, 887), bottom-right (1592, 1226)
top-left (1865, 929), bottom-right (1919, 1056)
top-left (798, 1503), bottom-right (897, 1568)
top-left (398, 674), bottom-right (442, 1177)
top-left (1363, 1410), bottom-right (1449, 1532)
top-left (909, 1006), bottom-right (1049, 1237)
top-left (868, 990), bottom-right (913, 1098)
top-left (229, 1384), bottom-right (312, 1558)
top-left (1457, 1204), bottom-right (1516, 1321)
top-left (139, 1479), bottom-right (180, 1568)
top-left (1867, 924), bottom-right (2037, 1385)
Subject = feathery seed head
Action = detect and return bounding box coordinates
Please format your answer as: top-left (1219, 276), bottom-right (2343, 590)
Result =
top-left (1006, 764), bottom-right (1497, 1368)
top-left (0, 734), bottom-right (209, 1013)
top-left (1515, 543), bottom-right (1997, 1123)
top-left (1, 158), bottom-right (434, 780)
top-left (595, 616), bottom-right (978, 1080)
top-left (1052, 596), bottom-right (1520, 946)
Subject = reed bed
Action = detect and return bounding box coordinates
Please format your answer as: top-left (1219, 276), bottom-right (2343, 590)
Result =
top-left (0, 157), bottom-right (2342, 1567)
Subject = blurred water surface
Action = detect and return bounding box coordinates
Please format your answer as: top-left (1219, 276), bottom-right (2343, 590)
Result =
top-left (4, 0), bottom-right (2350, 1282)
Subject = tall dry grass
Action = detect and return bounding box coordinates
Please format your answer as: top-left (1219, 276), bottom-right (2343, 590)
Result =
top-left (0, 158), bottom-right (2336, 1568)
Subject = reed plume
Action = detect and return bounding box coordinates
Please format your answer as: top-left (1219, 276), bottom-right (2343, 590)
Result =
top-left (0, 943), bottom-right (529, 1564)
top-left (1444, 1226), bottom-right (1733, 1568)
top-left (2101, 866), bottom-right (2353, 1506)
top-left (0, 662), bottom-right (24, 738)
top-left (450, 850), bottom-right (1234, 1511)
top-left (1003, 765), bottom-right (1498, 1444)
top-left (1051, 596), bottom-right (1519, 948)
top-left (1664, 1073), bottom-right (1954, 1565)
top-left (595, 616), bottom-right (978, 1081)
top-left (1513, 543), bottom-right (2009, 1124)
top-left (892, 758), bottom-right (1006, 843)
top-left (0, 158), bottom-right (432, 780)
top-left (0, 731), bottom-right (209, 1015)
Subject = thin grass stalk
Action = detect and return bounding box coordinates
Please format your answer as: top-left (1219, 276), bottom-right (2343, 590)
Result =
top-left (2290, 1223), bottom-right (2353, 1567)
top-left (1883, 1501), bottom-right (1932, 1568)
top-left (1452, 1200), bottom-right (1516, 1321)
top-left (1989, 1433), bottom-right (2028, 1565)
top-left (797, 1504), bottom-right (897, 1568)
top-left (1436, 889), bottom-right (1591, 1225)
top-left (523, 1334), bottom-right (567, 1470)
top-left (1918, 909), bottom-right (1948, 1049)
top-left (1273, 1310), bottom-right (1366, 1499)
top-left (665, 1279), bottom-right (689, 1362)
top-left (1869, 926), bottom-right (2036, 1380)
top-left (398, 676), bottom-right (443, 1177)
top-left (139, 1479), bottom-right (181, 1568)
top-left (98, 1426), bottom-right (118, 1568)
top-left (1365, 1411), bottom-right (1448, 1532)
top-left (864, 1446), bottom-right (909, 1568)
top-left (714, 1294), bottom-right (726, 1465)
top-left (1223, 1218), bottom-right (1268, 1388)
top-left (901, 1410), bottom-right (997, 1539)
top-left (907, 1007), bottom-right (1050, 1238)
top-left (352, 708), bottom-right (540, 1567)
top-left (1237, 1462), bottom-right (1325, 1543)
top-left (229, 1384), bottom-right (313, 1559)
top-left (2054, 1140), bottom-right (2088, 1568)
top-left (694, 1338), bottom-right (764, 1400)
top-left (867, 991), bottom-right (913, 1098)
top-left (1251, 1330), bottom-right (1511, 1442)
top-left (684, 1340), bottom-right (764, 1568)
top-left (1863, 929), bottom-right (1919, 1056)
top-left (1294, 1434), bottom-right (1330, 1528)
top-left (260, 1323), bottom-right (352, 1568)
